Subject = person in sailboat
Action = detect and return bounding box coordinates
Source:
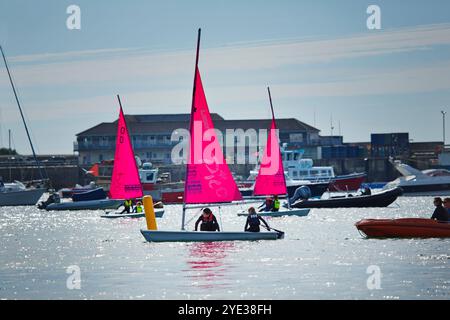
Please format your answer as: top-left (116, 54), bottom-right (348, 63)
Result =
top-left (245, 207), bottom-right (271, 232)
top-left (132, 201), bottom-right (143, 213)
top-left (258, 196), bottom-right (274, 212)
top-left (194, 208), bottom-right (220, 232)
top-left (272, 195), bottom-right (280, 212)
top-left (119, 198), bottom-right (133, 214)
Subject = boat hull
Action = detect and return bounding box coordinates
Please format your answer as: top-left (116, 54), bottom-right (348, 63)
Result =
top-left (292, 187), bottom-right (403, 208)
top-left (237, 208), bottom-right (310, 217)
top-left (45, 199), bottom-right (122, 211)
top-left (140, 230), bottom-right (282, 242)
top-left (0, 188), bottom-right (45, 206)
top-left (355, 218), bottom-right (450, 238)
top-left (101, 209), bottom-right (165, 219)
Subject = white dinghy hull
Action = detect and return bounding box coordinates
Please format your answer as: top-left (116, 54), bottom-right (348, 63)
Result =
top-left (140, 229), bottom-right (282, 242)
top-left (237, 208), bottom-right (310, 217)
top-left (101, 209), bottom-right (164, 219)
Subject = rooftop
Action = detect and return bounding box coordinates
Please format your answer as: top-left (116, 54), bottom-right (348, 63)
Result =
top-left (76, 113), bottom-right (320, 136)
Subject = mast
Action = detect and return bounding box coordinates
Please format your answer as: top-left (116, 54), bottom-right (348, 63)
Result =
top-left (0, 45), bottom-right (45, 181)
top-left (181, 28), bottom-right (201, 231)
top-left (267, 86), bottom-right (290, 208)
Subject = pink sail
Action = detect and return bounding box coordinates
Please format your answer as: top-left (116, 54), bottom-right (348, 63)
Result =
top-left (109, 102), bottom-right (143, 200)
top-left (253, 118), bottom-right (287, 196)
top-left (184, 68), bottom-right (242, 204)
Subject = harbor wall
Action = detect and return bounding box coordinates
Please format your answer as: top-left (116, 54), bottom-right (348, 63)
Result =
top-left (0, 165), bottom-right (82, 190)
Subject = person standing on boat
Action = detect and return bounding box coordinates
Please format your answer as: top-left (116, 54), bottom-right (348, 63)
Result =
top-left (245, 207), bottom-right (271, 232)
top-left (272, 195), bottom-right (280, 212)
top-left (431, 197), bottom-right (450, 222)
top-left (195, 208), bottom-right (220, 232)
top-left (119, 198), bottom-right (133, 214)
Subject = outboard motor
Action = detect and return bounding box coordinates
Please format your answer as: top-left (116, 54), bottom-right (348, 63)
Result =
top-left (37, 191), bottom-right (60, 210)
top-left (289, 185), bottom-right (312, 205)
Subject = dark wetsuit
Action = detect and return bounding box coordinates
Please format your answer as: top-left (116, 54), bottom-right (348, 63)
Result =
top-left (120, 200), bottom-right (132, 214)
top-left (431, 206), bottom-right (450, 222)
top-left (245, 213), bottom-right (271, 232)
top-left (258, 199), bottom-right (273, 212)
top-left (195, 214), bottom-right (220, 231)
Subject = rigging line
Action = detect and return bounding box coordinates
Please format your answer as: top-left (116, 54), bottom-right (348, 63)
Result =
top-left (184, 207), bottom-right (204, 229)
top-left (13, 93), bottom-right (51, 185)
top-left (0, 108), bottom-right (3, 148)
top-left (0, 46), bottom-right (45, 181)
top-left (218, 206), bottom-right (223, 232)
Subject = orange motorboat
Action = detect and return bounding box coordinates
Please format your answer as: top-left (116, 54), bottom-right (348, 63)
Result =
top-left (355, 218), bottom-right (450, 238)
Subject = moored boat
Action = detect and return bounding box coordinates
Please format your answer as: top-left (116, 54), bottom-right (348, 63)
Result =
top-left (45, 199), bottom-right (122, 211)
top-left (59, 182), bottom-right (97, 198)
top-left (0, 181), bottom-right (45, 206)
top-left (355, 218), bottom-right (450, 238)
top-left (292, 187), bottom-right (403, 208)
top-left (71, 187), bottom-right (106, 202)
top-left (384, 160), bottom-right (450, 196)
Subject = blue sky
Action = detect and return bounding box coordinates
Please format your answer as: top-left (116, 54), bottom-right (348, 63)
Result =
top-left (0, 0), bottom-right (450, 153)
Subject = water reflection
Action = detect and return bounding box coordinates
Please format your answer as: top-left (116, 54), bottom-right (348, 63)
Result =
top-left (184, 241), bottom-right (235, 289)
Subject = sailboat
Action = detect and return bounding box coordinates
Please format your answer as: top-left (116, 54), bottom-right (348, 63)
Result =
top-left (0, 45), bottom-right (46, 206)
top-left (140, 29), bottom-right (282, 242)
top-left (40, 95), bottom-right (163, 215)
top-left (101, 96), bottom-right (164, 218)
top-left (237, 87), bottom-right (310, 218)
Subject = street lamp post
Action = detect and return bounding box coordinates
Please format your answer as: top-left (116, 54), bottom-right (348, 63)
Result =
top-left (442, 110), bottom-right (447, 145)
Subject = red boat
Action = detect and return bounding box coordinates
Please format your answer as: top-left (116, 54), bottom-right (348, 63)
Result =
top-left (355, 218), bottom-right (450, 238)
top-left (329, 172), bottom-right (367, 192)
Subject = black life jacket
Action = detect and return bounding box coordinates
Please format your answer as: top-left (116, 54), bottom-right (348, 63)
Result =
top-left (248, 214), bottom-right (260, 226)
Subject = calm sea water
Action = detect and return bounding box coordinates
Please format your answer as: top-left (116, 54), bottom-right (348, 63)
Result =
top-left (0, 195), bottom-right (448, 300)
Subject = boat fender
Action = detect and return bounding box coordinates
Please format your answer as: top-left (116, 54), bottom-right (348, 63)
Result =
top-left (143, 195), bottom-right (158, 230)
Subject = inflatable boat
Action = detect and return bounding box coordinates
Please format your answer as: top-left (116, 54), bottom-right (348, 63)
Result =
top-left (355, 218), bottom-right (450, 238)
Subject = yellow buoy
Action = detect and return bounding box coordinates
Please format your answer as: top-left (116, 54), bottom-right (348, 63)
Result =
top-left (143, 195), bottom-right (157, 230)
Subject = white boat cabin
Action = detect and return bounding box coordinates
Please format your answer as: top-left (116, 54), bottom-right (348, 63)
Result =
top-left (282, 149), bottom-right (335, 182)
top-left (139, 162), bottom-right (159, 184)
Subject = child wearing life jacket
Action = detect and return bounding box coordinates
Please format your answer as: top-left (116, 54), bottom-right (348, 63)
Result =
top-left (133, 201), bottom-right (143, 213)
top-left (194, 208), bottom-right (220, 231)
top-left (245, 207), bottom-right (271, 232)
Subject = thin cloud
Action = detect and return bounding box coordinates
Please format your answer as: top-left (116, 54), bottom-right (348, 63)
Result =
top-left (1, 23), bottom-right (450, 88)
